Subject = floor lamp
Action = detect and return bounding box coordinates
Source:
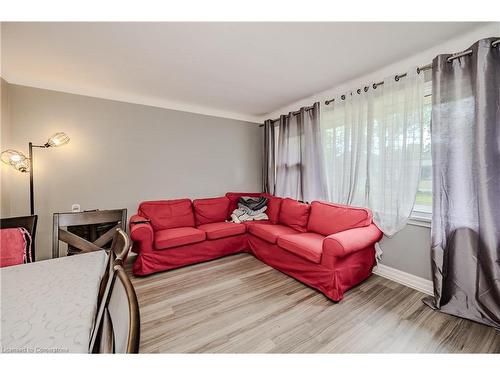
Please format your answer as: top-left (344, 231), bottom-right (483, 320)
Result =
top-left (1, 132), bottom-right (70, 215)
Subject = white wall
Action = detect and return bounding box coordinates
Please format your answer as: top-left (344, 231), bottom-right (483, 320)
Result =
top-left (2, 83), bottom-right (262, 260)
top-left (264, 22), bottom-right (500, 281)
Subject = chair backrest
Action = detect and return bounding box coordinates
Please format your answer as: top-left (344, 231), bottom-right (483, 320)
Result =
top-left (110, 227), bottom-right (131, 266)
top-left (96, 229), bottom-right (131, 314)
top-left (0, 215), bottom-right (38, 261)
top-left (52, 209), bottom-right (127, 258)
top-left (91, 229), bottom-right (138, 353)
top-left (90, 264), bottom-right (140, 353)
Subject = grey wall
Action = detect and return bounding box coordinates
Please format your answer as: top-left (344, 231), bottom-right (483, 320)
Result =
top-left (2, 83), bottom-right (262, 260)
top-left (379, 224), bottom-right (431, 280)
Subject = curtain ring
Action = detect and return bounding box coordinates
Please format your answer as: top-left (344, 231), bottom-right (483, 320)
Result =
top-left (341, 94), bottom-right (346, 100)
top-left (372, 83), bottom-right (377, 89)
top-left (356, 88), bottom-right (361, 94)
top-left (364, 86), bottom-right (369, 92)
top-left (395, 74), bottom-right (400, 82)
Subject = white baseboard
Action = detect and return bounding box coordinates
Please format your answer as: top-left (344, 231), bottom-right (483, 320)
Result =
top-left (373, 263), bottom-right (434, 296)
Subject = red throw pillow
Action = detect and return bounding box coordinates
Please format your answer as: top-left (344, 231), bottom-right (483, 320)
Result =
top-left (278, 198), bottom-right (310, 232)
top-left (261, 193), bottom-right (283, 224)
top-left (193, 197), bottom-right (231, 225)
top-left (138, 199), bottom-right (195, 231)
top-left (0, 228), bottom-right (27, 267)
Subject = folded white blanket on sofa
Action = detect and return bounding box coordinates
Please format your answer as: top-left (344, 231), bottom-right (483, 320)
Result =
top-left (230, 200), bottom-right (269, 223)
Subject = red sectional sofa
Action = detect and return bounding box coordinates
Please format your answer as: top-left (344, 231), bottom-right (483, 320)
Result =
top-left (130, 192), bottom-right (382, 301)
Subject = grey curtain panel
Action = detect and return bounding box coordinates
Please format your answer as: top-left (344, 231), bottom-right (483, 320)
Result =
top-left (275, 102), bottom-right (328, 202)
top-left (423, 37), bottom-right (500, 328)
top-left (262, 119), bottom-right (276, 194)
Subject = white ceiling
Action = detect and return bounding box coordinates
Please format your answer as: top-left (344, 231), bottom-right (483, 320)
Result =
top-left (1, 22), bottom-right (486, 122)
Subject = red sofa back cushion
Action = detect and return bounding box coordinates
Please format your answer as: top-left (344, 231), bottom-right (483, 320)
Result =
top-left (193, 196), bottom-right (231, 225)
top-left (225, 192), bottom-right (262, 215)
top-left (307, 201), bottom-right (373, 236)
top-left (262, 193), bottom-right (282, 224)
top-left (138, 199), bottom-right (195, 231)
top-left (278, 198), bottom-right (310, 232)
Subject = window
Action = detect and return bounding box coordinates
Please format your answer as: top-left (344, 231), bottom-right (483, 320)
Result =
top-left (412, 80), bottom-right (432, 220)
top-left (320, 74), bottom-right (432, 231)
top-left (273, 116), bottom-right (304, 199)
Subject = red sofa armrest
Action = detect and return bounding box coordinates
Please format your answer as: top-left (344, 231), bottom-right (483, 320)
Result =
top-left (322, 224), bottom-right (382, 265)
top-left (129, 214), bottom-right (154, 253)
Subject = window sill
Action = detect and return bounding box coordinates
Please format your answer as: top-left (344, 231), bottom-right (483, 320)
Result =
top-left (408, 213), bottom-right (431, 228)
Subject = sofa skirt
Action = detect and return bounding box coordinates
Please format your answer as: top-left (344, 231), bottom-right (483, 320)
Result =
top-left (133, 233), bottom-right (375, 302)
top-left (133, 234), bottom-right (249, 276)
top-left (248, 235), bottom-right (375, 302)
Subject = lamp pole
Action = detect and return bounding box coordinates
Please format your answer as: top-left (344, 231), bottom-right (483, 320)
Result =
top-left (29, 142), bottom-right (51, 216)
top-left (29, 142), bottom-right (34, 215)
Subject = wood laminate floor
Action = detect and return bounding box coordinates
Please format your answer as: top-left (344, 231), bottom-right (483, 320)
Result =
top-left (127, 253), bottom-right (500, 353)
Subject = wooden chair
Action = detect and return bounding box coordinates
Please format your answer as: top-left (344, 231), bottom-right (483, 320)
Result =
top-left (97, 228), bottom-right (132, 303)
top-left (0, 215), bottom-right (38, 261)
top-left (52, 209), bottom-right (127, 258)
top-left (109, 226), bottom-right (132, 266)
top-left (90, 264), bottom-right (140, 353)
top-left (90, 229), bottom-right (138, 353)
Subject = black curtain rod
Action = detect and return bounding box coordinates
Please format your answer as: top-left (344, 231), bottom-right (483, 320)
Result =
top-left (325, 63), bottom-right (432, 105)
top-left (260, 38), bottom-right (500, 127)
top-left (258, 62), bottom-right (431, 128)
top-left (325, 38), bottom-right (499, 106)
top-left (259, 105), bottom-right (315, 126)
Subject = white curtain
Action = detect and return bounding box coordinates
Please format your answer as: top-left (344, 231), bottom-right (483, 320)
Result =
top-left (322, 91), bottom-right (370, 207)
top-left (321, 69), bottom-right (425, 236)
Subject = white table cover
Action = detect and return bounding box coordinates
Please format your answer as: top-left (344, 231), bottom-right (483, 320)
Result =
top-left (0, 251), bottom-right (108, 353)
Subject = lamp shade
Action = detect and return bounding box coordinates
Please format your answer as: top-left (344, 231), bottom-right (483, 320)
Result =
top-left (1, 149), bottom-right (30, 172)
top-left (46, 132), bottom-right (70, 147)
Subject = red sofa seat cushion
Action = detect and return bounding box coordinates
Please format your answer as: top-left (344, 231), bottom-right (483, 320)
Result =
top-left (248, 223), bottom-right (298, 244)
top-left (197, 222), bottom-right (246, 240)
top-left (154, 227), bottom-right (206, 250)
top-left (278, 198), bottom-right (310, 232)
top-left (261, 193), bottom-right (283, 224)
top-left (307, 201), bottom-right (373, 236)
top-left (139, 199), bottom-right (195, 231)
top-left (193, 197), bottom-right (231, 225)
top-left (242, 220), bottom-right (270, 228)
top-left (277, 232), bottom-right (324, 264)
